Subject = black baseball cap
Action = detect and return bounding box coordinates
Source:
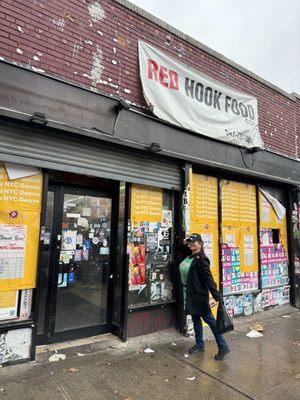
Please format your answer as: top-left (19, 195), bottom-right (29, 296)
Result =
top-left (186, 233), bottom-right (203, 243)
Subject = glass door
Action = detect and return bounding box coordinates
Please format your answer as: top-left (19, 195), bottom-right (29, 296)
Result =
top-left (40, 185), bottom-right (114, 343)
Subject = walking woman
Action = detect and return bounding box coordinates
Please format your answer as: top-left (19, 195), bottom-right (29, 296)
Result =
top-left (179, 233), bottom-right (230, 361)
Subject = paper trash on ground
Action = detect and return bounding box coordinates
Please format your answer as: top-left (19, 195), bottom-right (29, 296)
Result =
top-left (49, 353), bottom-right (66, 362)
top-left (186, 377), bottom-right (196, 381)
top-left (68, 368), bottom-right (79, 372)
top-left (143, 348), bottom-right (155, 353)
top-left (246, 330), bottom-right (264, 338)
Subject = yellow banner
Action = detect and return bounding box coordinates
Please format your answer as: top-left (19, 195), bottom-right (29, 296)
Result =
top-left (131, 184), bottom-right (163, 222)
top-left (0, 163), bottom-right (43, 291)
top-left (190, 174), bottom-right (218, 223)
top-left (221, 180), bottom-right (259, 293)
top-left (221, 180), bottom-right (257, 227)
top-left (190, 173), bottom-right (221, 319)
top-left (190, 174), bottom-right (219, 279)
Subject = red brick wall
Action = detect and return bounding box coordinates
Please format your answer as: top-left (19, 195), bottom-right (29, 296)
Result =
top-left (0, 0), bottom-right (298, 158)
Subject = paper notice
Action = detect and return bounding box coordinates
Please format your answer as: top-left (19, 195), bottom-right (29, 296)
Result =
top-left (262, 196), bottom-right (270, 222)
top-left (162, 210), bottom-right (172, 228)
top-left (0, 290), bottom-right (18, 320)
top-left (60, 251), bottom-right (73, 264)
top-left (202, 233), bottom-right (214, 267)
top-left (77, 218), bottom-right (89, 228)
top-left (262, 232), bottom-right (269, 246)
top-left (244, 235), bottom-right (254, 266)
top-left (4, 162), bottom-right (40, 180)
top-left (0, 224), bottom-right (27, 279)
top-left (76, 234), bottom-right (83, 246)
top-left (61, 230), bottom-right (77, 250)
top-left (226, 234), bottom-right (235, 247)
top-left (19, 289), bottom-right (33, 320)
top-left (82, 207), bottom-right (91, 217)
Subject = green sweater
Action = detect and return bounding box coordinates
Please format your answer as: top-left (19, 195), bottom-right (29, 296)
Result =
top-left (179, 256), bottom-right (193, 286)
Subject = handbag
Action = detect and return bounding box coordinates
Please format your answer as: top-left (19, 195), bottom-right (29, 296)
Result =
top-left (216, 302), bottom-right (234, 334)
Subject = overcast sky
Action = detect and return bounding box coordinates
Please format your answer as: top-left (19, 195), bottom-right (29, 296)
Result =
top-left (130, 0), bottom-right (300, 94)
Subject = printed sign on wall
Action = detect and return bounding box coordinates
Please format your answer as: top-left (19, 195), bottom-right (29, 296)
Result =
top-left (139, 41), bottom-right (264, 149)
top-left (0, 163), bottom-right (43, 291)
top-left (0, 290), bottom-right (18, 320)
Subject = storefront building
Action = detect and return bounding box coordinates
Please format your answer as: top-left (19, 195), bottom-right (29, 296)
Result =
top-left (0, 0), bottom-right (299, 365)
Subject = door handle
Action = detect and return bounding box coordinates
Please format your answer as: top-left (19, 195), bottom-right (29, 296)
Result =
top-left (102, 262), bottom-right (109, 283)
top-left (57, 260), bottom-right (67, 273)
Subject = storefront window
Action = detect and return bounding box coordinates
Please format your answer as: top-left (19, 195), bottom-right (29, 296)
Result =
top-left (221, 180), bottom-right (259, 295)
top-left (190, 174), bottom-right (219, 285)
top-left (259, 187), bottom-right (290, 306)
top-left (0, 162), bottom-right (43, 323)
top-left (128, 185), bottom-right (175, 308)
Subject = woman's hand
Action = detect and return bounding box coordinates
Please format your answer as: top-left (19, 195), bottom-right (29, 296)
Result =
top-left (209, 299), bottom-right (218, 308)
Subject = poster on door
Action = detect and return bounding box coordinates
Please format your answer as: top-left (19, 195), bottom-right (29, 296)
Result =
top-left (128, 244), bottom-right (146, 291)
top-left (202, 233), bottom-right (214, 268)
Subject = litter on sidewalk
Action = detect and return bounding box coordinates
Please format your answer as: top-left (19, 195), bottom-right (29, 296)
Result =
top-left (249, 323), bottom-right (264, 332)
top-left (143, 348), bottom-right (155, 353)
top-left (48, 353), bottom-right (66, 362)
top-left (246, 330), bottom-right (264, 338)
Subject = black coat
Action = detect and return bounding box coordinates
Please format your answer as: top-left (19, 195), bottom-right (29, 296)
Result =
top-left (186, 249), bottom-right (222, 316)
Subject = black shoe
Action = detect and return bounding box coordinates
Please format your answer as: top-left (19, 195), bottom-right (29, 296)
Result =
top-left (188, 344), bottom-right (205, 354)
top-left (214, 346), bottom-right (230, 361)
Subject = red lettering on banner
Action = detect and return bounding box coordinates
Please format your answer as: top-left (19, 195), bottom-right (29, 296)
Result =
top-left (147, 59), bottom-right (159, 81)
top-left (169, 69), bottom-right (179, 90)
top-left (147, 59), bottom-right (179, 91)
top-left (159, 66), bottom-right (168, 87)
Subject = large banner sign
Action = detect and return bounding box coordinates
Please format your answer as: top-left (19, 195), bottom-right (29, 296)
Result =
top-left (138, 41), bottom-right (264, 149)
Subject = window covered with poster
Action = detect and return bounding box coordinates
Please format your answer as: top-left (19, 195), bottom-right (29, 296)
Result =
top-left (128, 185), bottom-right (175, 307)
top-left (190, 174), bottom-right (219, 284)
top-left (221, 180), bottom-right (259, 295)
top-left (0, 162), bottom-right (42, 322)
top-left (189, 173), bottom-right (290, 318)
top-left (258, 187), bottom-right (289, 308)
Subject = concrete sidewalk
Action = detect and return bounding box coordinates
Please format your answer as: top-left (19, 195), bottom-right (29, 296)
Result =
top-left (0, 305), bottom-right (299, 400)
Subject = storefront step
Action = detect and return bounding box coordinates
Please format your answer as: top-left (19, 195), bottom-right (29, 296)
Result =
top-left (35, 334), bottom-right (125, 363)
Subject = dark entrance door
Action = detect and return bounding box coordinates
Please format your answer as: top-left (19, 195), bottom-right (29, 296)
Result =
top-left (38, 184), bottom-right (115, 343)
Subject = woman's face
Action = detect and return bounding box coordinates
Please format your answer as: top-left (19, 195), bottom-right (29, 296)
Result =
top-left (188, 240), bottom-right (202, 253)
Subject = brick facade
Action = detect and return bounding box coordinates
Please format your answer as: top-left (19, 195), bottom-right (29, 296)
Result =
top-left (0, 0), bottom-right (298, 158)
